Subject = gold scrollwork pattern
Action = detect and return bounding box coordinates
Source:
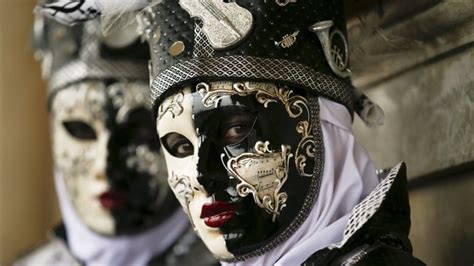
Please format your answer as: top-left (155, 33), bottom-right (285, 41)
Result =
top-left (168, 172), bottom-right (198, 230)
top-left (295, 121), bottom-right (317, 177)
top-left (158, 90), bottom-right (185, 120)
top-left (197, 81), bottom-right (317, 177)
top-left (168, 171), bottom-right (194, 214)
top-left (225, 141), bottom-right (293, 221)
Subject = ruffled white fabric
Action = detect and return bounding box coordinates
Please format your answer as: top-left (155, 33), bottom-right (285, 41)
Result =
top-left (54, 171), bottom-right (189, 266)
top-left (223, 98), bottom-right (380, 266)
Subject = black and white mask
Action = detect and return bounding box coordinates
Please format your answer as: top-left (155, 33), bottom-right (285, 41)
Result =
top-left (157, 81), bottom-right (323, 260)
top-left (51, 80), bottom-right (175, 235)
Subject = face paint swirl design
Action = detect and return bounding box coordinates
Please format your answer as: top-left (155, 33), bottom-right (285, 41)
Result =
top-left (157, 81), bottom-right (322, 260)
top-left (51, 81), bottom-right (175, 235)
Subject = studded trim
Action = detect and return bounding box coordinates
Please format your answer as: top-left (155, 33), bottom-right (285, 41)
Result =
top-left (221, 96), bottom-right (324, 262)
top-left (48, 59), bottom-right (148, 100)
top-left (330, 163), bottom-right (403, 249)
top-left (341, 246), bottom-right (369, 266)
top-left (150, 56), bottom-right (353, 114)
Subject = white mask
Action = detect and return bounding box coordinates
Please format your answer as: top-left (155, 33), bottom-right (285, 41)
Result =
top-left (157, 82), bottom-right (321, 260)
top-left (51, 80), bottom-right (175, 235)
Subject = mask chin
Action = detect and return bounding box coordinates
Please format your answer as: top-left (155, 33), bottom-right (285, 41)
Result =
top-left (158, 81), bottom-right (324, 260)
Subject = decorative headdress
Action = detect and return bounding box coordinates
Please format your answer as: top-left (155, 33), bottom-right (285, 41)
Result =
top-left (33, 0), bottom-right (149, 101)
top-left (139, 1), bottom-right (352, 110)
top-left (36, 0), bottom-right (384, 126)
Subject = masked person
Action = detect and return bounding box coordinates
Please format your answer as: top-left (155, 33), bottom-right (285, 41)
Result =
top-left (15, 3), bottom-right (216, 266)
top-left (141, 1), bottom-right (425, 265)
top-left (37, 0), bottom-right (425, 265)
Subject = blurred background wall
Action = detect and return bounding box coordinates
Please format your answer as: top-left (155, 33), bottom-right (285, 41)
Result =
top-left (0, 0), bottom-right (60, 264)
top-left (347, 0), bottom-right (473, 265)
top-left (0, 0), bottom-right (472, 265)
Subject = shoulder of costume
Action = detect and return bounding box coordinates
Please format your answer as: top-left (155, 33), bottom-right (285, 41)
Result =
top-left (148, 228), bottom-right (218, 266)
top-left (303, 163), bottom-right (425, 265)
top-left (330, 241), bottom-right (426, 266)
top-left (12, 226), bottom-right (79, 266)
top-left (333, 162), bottom-right (411, 249)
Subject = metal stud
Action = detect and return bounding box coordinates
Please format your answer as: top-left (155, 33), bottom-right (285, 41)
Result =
top-left (151, 27), bottom-right (161, 45)
top-left (169, 41), bottom-right (185, 57)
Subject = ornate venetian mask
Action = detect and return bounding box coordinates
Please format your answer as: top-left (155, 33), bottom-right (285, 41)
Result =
top-left (157, 81), bottom-right (323, 260)
top-left (51, 80), bottom-right (176, 235)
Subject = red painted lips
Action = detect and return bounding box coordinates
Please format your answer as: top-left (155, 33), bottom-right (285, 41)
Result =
top-left (98, 191), bottom-right (127, 210)
top-left (200, 201), bottom-right (237, 228)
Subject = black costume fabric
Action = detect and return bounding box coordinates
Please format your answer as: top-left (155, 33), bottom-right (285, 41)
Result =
top-left (303, 164), bottom-right (425, 266)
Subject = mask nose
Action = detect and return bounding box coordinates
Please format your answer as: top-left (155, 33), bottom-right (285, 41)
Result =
top-left (196, 137), bottom-right (231, 195)
top-left (95, 173), bottom-right (107, 181)
top-left (105, 130), bottom-right (129, 187)
top-left (93, 134), bottom-right (109, 181)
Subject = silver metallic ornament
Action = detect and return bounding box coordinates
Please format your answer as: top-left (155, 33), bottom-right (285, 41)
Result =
top-left (274, 30), bottom-right (300, 49)
top-left (309, 20), bottom-right (351, 78)
top-left (178, 0), bottom-right (254, 50)
top-left (274, 0), bottom-right (297, 7)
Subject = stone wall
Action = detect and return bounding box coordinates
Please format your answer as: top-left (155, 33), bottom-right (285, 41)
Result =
top-left (346, 1), bottom-right (473, 265)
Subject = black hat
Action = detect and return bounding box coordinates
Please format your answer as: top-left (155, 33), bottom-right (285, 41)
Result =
top-left (35, 0), bottom-right (384, 126)
top-left (137, 0), bottom-right (354, 116)
top-left (33, 0), bottom-right (150, 101)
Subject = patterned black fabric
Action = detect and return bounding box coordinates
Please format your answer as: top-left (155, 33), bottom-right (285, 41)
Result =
top-left (144, 0), bottom-right (346, 76)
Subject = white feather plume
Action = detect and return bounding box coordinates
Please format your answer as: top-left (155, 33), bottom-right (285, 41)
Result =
top-left (34, 0), bottom-right (101, 26)
top-left (35, 0), bottom-right (160, 35)
top-left (96, 0), bottom-right (151, 35)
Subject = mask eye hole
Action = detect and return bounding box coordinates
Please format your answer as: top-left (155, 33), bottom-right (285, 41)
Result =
top-left (161, 133), bottom-right (194, 158)
top-left (219, 112), bottom-right (257, 146)
top-left (62, 121), bottom-right (97, 140)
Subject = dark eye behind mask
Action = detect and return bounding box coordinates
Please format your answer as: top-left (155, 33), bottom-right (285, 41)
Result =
top-left (161, 132), bottom-right (194, 158)
top-left (218, 111), bottom-right (257, 147)
top-left (62, 121), bottom-right (97, 140)
top-left (194, 103), bottom-right (257, 145)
